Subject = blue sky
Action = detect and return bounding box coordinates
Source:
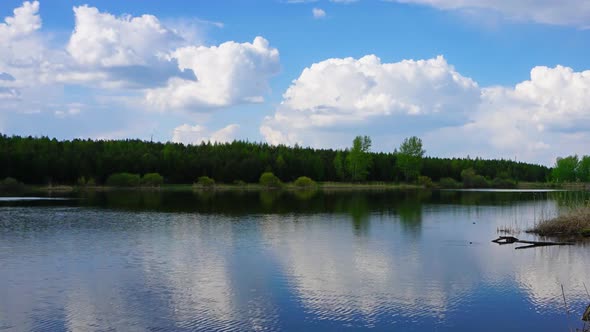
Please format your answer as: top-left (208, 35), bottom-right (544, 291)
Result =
top-left (1, 0), bottom-right (590, 165)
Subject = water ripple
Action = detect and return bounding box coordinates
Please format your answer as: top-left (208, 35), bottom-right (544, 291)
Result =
top-left (1, 191), bottom-right (589, 331)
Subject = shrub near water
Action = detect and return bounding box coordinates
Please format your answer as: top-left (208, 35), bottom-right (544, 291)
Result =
top-left (197, 176), bottom-right (215, 188)
top-left (142, 173), bottom-right (164, 187)
top-left (106, 173), bottom-right (141, 187)
top-left (0, 177), bottom-right (24, 191)
top-left (77, 176), bottom-right (97, 187)
top-left (491, 177), bottom-right (516, 189)
top-left (293, 176), bottom-right (317, 188)
top-left (77, 176), bottom-right (87, 186)
top-left (461, 168), bottom-right (489, 188)
top-left (439, 177), bottom-right (461, 189)
top-left (417, 175), bottom-right (433, 188)
top-left (259, 172), bottom-right (282, 188)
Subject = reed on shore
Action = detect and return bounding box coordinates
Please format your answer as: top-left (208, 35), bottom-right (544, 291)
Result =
top-left (529, 206), bottom-right (590, 237)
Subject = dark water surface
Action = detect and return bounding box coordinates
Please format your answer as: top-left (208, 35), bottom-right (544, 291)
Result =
top-left (1, 189), bottom-right (589, 331)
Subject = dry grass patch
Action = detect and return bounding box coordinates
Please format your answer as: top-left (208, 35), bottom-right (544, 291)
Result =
top-left (529, 206), bottom-right (590, 237)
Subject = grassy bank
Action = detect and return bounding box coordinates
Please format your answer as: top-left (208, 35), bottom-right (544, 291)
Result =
top-left (516, 182), bottom-right (561, 189)
top-left (27, 182), bottom-right (423, 193)
top-left (21, 181), bottom-right (568, 194)
top-left (528, 206), bottom-right (590, 238)
top-left (317, 182), bottom-right (421, 190)
top-left (560, 182), bottom-right (590, 190)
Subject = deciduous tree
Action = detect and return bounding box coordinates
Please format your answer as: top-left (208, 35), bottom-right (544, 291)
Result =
top-left (345, 136), bottom-right (372, 181)
top-left (397, 136), bottom-right (425, 182)
top-left (551, 155), bottom-right (579, 182)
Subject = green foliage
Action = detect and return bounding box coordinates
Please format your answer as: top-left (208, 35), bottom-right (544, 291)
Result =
top-left (333, 151), bottom-right (345, 181)
top-left (345, 136), bottom-right (372, 181)
top-left (398, 136), bottom-right (425, 157)
top-left (259, 172), bottom-right (282, 188)
top-left (491, 177), bottom-right (516, 188)
top-left (293, 176), bottom-right (317, 188)
top-left (275, 155), bottom-right (286, 178)
top-left (461, 168), bottom-right (489, 188)
top-left (233, 180), bottom-right (246, 186)
top-left (0, 177), bottom-right (24, 191)
top-left (397, 154), bottom-right (421, 182)
top-left (417, 175), bottom-right (433, 188)
top-left (397, 136), bottom-right (425, 181)
top-left (491, 172), bottom-right (516, 188)
top-left (142, 173), bottom-right (164, 187)
top-left (76, 176), bottom-right (96, 187)
top-left (77, 176), bottom-right (87, 186)
top-left (551, 155), bottom-right (579, 182)
top-left (106, 173), bottom-right (140, 187)
top-left (577, 156), bottom-right (590, 182)
top-left (0, 134), bottom-right (551, 185)
top-left (439, 177), bottom-right (461, 189)
top-left (197, 176), bottom-right (215, 187)
top-left (549, 154), bottom-right (590, 182)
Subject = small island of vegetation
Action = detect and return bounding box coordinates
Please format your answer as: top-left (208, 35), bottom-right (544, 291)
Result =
top-left (529, 206), bottom-right (590, 238)
top-left (528, 156), bottom-right (590, 238)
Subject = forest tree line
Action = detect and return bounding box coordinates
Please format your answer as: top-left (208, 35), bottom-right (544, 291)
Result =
top-left (0, 134), bottom-right (551, 185)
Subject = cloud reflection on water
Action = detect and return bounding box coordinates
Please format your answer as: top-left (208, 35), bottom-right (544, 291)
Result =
top-left (0, 191), bottom-right (589, 331)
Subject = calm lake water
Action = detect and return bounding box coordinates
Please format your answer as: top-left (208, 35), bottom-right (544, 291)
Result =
top-left (1, 189), bottom-right (589, 331)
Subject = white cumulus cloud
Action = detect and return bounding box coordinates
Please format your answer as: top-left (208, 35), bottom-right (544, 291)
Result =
top-left (312, 8), bottom-right (326, 19)
top-left (146, 37), bottom-right (280, 110)
top-left (62, 5), bottom-right (197, 88)
top-left (0, 1), bottom-right (41, 39)
top-left (510, 65), bottom-right (590, 130)
top-left (67, 5), bottom-right (182, 67)
top-left (172, 124), bottom-right (239, 145)
top-left (2, 2), bottom-right (193, 91)
top-left (261, 55), bottom-right (480, 147)
top-left (0, 1), bottom-right (46, 87)
top-left (0, 1), bottom-right (281, 143)
top-left (3, 1), bottom-right (590, 165)
top-left (427, 64), bottom-right (590, 163)
top-left (262, 54), bottom-right (590, 164)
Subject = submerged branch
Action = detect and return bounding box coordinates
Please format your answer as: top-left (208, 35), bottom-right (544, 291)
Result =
top-left (491, 236), bottom-right (573, 250)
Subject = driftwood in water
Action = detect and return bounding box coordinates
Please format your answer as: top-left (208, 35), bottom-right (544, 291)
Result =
top-left (491, 236), bottom-right (573, 250)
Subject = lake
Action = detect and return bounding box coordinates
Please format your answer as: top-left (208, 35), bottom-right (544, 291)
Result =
top-left (1, 189), bottom-right (589, 331)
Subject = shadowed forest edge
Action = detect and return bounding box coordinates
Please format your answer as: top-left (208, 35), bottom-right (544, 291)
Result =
top-left (0, 134), bottom-right (588, 190)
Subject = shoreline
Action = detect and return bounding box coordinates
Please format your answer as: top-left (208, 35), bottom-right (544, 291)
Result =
top-left (19, 181), bottom-right (581, 194)
top-left (28, 182), bottom-right (425, 193)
